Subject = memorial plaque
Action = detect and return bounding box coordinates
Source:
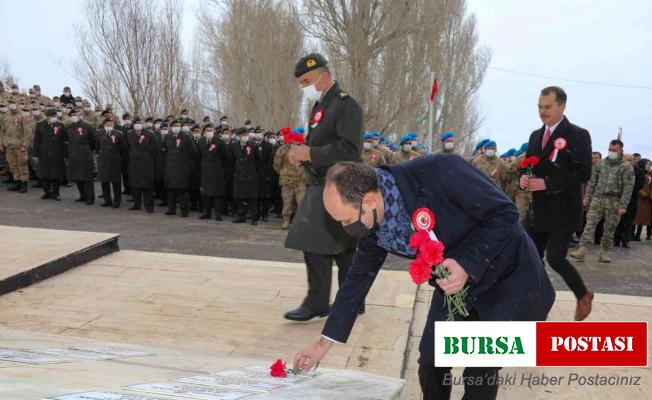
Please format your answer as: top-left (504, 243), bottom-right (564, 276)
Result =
top-left (0, 349), bottom-right (71, 365)
top-left (27, 348), bottom-right (120, 360)
top-left (237, 366), bottom-right (313, 385)
top-left (72, 346), bottom-right (155, 358)
top-left (44, 390), bottom-right (169, 400)
top-left (124, 382), bottom-right (254, 400)
top-left (176, 374), bottom-right (288, 393)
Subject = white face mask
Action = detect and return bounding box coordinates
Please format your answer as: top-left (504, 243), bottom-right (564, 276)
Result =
top-left (363, 142), bottom-right (372, 150)
top-left (32, 110), bottom-right (40, 116)
top-left (70, 116), bottom-right (79, 123)
top-left (160, 129), bottom-right (168, 135)
top-left (444, 142), bottom-right (455, 150)
top-left (154, 123), bottom-right (161, 129)
top-left (182, 126), bottom-right (190, 132)
top-left (485, 149), bottom-right (496, 157)
top-left (56, 111), bottom-right (62, 117)
top-left (181, 114), bottom-right (188, 119)
top-left (205, 131), bottom-right (214, 140)
top-left (302, 84), bottom-right (321, 102)
top-left (403, 144), bottom-right (412, 152)
top-left (607, 151), bottom-right (619, 160)
top-left (268, 138), bottom-right (277, 145)
top-left (134, 123), bottom-right (143, 130)
top-left (123, 119), bottom-right (131, 126)
top-left (222, 134), bottom-right (230, 141)
top-left (245, 124), bottom-right (252, 130)
top-left (248, 133), bottom-right (255, 140)
top-left (49, 116), bottom-right (58, 123)
top-left (373, 139), bottom-right (380, 146)
top-left (64, 91), bottom-right (71, 96)
top-left (171, 127), bottom-right (181, 134)
top-left (84, 107), bottom-right (92, 112)
top-left (220, 120), bottom-right (228, 127)
top-left (192, 132), bottom-right (200, 139)
top-left (8, 104), bottom-right (17, 110)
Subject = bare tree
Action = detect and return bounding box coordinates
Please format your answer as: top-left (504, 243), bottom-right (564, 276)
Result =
top-left (75, 0), bottom-right (190, 116)
top-left (0, 59), bottom-right (19, 88)
top-left (198, 0), bottom-right (305, 129)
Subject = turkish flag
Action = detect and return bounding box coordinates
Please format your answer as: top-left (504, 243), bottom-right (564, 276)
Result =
top-left (430, 78), bottom-right (439, 102)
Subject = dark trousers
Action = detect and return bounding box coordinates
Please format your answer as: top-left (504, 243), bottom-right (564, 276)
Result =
top-left (259, 197), bottom-right (269, 219)
top-left (155, 180), bottom-right (166, 200)
top-left (167, 189), bottom-right (189, 213)
top-left (101, 182), bottom-right (121, 207)
top-left (529, 231), bottom-right (588, 299)
top-left (301, 249), bottom-right (356, 312)
top-left (418, 309), bottom-right (500, 400)
top-left (75, 181), bottom-right (95, 204)
top-left (614, 214), bottom-right (635, 245)
top-left (42, 179), bottom-right (60, 197)
top-left (132, 187), bottom-right (154, 211)
top-left (122, 171), bottom-right (131, 194)
top-left (189, 187), bottom-right (201, 210)
top-left (235, 198), bottom-right (259, 220)
top-left (202, 196), bottom-right (224, 218)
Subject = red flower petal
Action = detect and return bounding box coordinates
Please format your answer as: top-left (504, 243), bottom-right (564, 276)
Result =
top-left (419, 240), bottom-right (445, 266)
top-left (270, 359), bottom-right (287, 378)
top-left (409, 256), bottom-right (432, 284)
top-left (408, 231), bottom-right (430, 250)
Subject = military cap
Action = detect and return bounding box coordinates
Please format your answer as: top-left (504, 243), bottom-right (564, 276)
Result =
top-left (203, 123), bottom-right (214, 130)
top-left (122, 113), bottom-right (131, 119)
top-left (441, 131), bottom-right (454, 142)
top-left (145, 116), bottom-right (154, 122)
top-left (133, 116), bottom-right (143, 123)
top-left (501, 149), bottom-right (516, 158)
top-left (294, 53), bottom-right (328, 78)
top-left (46, 108), bottom-right (58, 116)
top-left (407, 132), bottom-right (418, 140)
top-left (235, 127), bottom-right (249, 135)
top-left (484, 140), bottom-right (497, 148)
top-left (102, 117), bottom-right (114, 124)
top-left (363, 132), bottom-right (374, 140)
top-left (399, 135), bottom-right (413, 145)
top-left (473, 139), bottom-right (489, 154)
top-left (520, 142), bottom-right (528, 152)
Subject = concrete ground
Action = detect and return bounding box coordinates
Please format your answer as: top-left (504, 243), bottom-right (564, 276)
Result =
top-left (1, 180), bottom-right (651, 296)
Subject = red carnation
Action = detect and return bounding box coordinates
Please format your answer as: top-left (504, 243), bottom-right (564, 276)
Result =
top-left (418, 240), bottom-right (445, 266)
top-left (409, 256), bottom-right (432, 285)
top-left (408, 231), bottom-right (430, 251)
top-left (519, 156), bottom-right (541, 169)
top-left (270, 359), bottom-right (287, 378)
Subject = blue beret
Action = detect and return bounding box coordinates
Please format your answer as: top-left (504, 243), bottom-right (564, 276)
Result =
top-left (379, 135), bottom-right (385, 141)
top-left (520, 142), bottom-right (528, 152)
top-left (363, 132), bottom-right (374, 140)
top-left (370, 130), bottom-right (380, 136)
top-left (484, 140), bottom-right (496, 148)
top-left (473, 139), bottom-right (489, 153)
top-left (399, 136), bottom-right (413, 145)
top-left (515, 149), bottom-right (523, 157)
top-left (407, 131), bottom-right (418, 139)
top-left (291, 127), bottom-right (305, 134)
top-left (389, 143), bottom-right (400, 151)
top-left (500, 149), bottom-right (516, 158)
top-left (440, 131), bottom-right (454, 142)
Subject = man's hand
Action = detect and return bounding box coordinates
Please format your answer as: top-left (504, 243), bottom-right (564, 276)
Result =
top-left (289, 143), bottom-right (311, 166)
top-left (618, 208), bottom-right (626, 216)
top-left (519, 175), bottom-right (529, 190)
top-left (293, 338), bottom-right (333, 373)
top-left (528, 178), bottom-right (547, 192)
top-left (435, 259), bottom-right (469, 295)
top-left (583, 198), bottom-right (590, 207)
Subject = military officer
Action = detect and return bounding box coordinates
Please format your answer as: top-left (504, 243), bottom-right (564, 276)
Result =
top-left (96, 117), bottom-right (126, 208)
top-left (273, 127), bottom-right (306, 230)
top-left (127, 117), bottom-right (158, 213)
top-left (284, 53), bottom-right (364, 321)
top-left (361, 132), bottom-right (386, 167)
top-left (392, 135), bottom-right (420, 164)
top-left (438, 131), bottom-right (458, 155)
top-left (67, 108), bottom-right (97, 204)
top-left (33, 109), bottom-right (67, 200)
top-left (472, 140), bottom-right (506, 190)
top-left (0, 99), bottom-right (31, 192)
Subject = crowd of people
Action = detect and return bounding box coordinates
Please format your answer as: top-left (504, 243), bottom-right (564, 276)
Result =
top-left (1, 81), bottom-right (651, 246)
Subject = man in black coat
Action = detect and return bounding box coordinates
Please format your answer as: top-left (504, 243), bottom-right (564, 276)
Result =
top-left (119, 112), bottom-right (133, 195)
top-left (520, 86), bottom-right (593, 321)
top-left (266, 131), bottom-right (283, 218)
top-left (67, 109), bottom-right (97, 204)
top-left (284, 53), bottom-right (364, 321)
top-left (164, 119), bottom-right (196, 217)
top-left (230, 127), bottom-right (259, 225)
top-left (33, 109), bottom-right (67, 200)
top-left (96, 117), bottom-right (125, 208)
top-left (293, 158), bottom-right (555, 400)
top-left (221, 126), bottom-right (236, 217)
top-left (198, 124), bottom-right (228, 220)
top-left (254, 127), bottom-right (274, 222)
top-left (152, 119), bottom-right (167, 204)
top-left (127, 117), bottom-right (158, 213)
top-left (189, 124), bottom-right (203, 212)
top-left (614, 153), bottom-right (644, 247)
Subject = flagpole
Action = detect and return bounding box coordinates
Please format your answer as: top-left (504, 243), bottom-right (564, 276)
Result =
top-left (428, 72), bottom-right (435, 152)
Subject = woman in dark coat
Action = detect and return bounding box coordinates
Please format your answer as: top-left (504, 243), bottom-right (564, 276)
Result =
top-left (127, 118), bottom-right (158, 213)
top-left (198, 124), bottom-right (228, 220)
top-left (32, 109), bottom-right (67, 200)
top-left (164, 119), bottom-right (196, 217)
top-left (96, 117), bottom-right (126, 208)
top-left (67, 109), bottom-right (97, 204)
top-left (230, 127), bottom-right (259, 225)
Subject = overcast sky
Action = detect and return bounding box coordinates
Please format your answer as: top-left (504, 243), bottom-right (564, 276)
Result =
top-left (1, 0), bottom-right (649, 157)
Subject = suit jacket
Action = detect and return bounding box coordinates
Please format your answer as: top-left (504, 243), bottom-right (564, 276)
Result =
top-left (322, 154), bottom-right (556, 363)
top-left (524, 116), bottom-right (592, 233)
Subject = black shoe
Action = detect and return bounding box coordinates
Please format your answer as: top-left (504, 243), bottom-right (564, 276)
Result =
top-left (100, 202), bottom-right (112, 207)
top-left (41, 192), bottom-right (52, 199)
top-left (215, 216), bottom-right (223, 221)
top-left (283, 306), bottom-right (329, 322)
top-left (199, 213), bottom-right (211, 220)
top-left (74, 197), bottom-right (86, 202)
top-left (157, 201), bottom-right (167, 207)
top-left (232, 216), bottom-right (246, 223)
top-left (180, 211), bottom-right (189, 218)
top-left (18, 181), bottom-right (27, 193)
top-left (6, 182), bottom-right (20, 191)
top-left (633, 237), bottom-right (641, 242)
top-left (261, 216), bottom-right (268, 222)
top-left (113, 202), bottom-right (121, 208)
top-left (85, 199), bottom-right (94, 205)
top-left (251, 220), bottom-right (258, 226)
top-left (128, 205), bottom-right (141, 210)
top-left (165, 210), bottom-right (176, 215)
top-left (2, 177), bottom-right (15, 184)
top-left (622, 242), bottom-right (630, 249)
top-left (32, 181), bottom-right (43, 188)
top-left (98, 194), bottom-right (104, 198)
top-left (145, 208), bottom-right (154, 214)
top-left (614, 242), bottom-right (621, 247)
top-left (51, 195), bottom-right (61, 201)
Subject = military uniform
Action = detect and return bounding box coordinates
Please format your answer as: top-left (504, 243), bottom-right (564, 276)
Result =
top-left (33, 118), bottom-right (67, 199)
top-left (284, 71), bottom-right (363, 317)
top-left (255, 139), bottom-right (274, 221)
top-left (361, 147), bottom-right (386, 168)
top-left (392, 149), bottom-right (419, 164)
top-left (127, 129), bottom-right (158, 212)
top-left (96, 128), bottom-right (126, 207)
top-left (67, 119), bottom-right (97, 203)
top-left (570, 154), bottom-right (634, 261)
top-left (273, 143), bottom-right (306, 229)
top-left (164, 131), bottom-right (196, 217)
top-left (0, 108), bottom-right (31, 190)
top-left (231, 136), bottom-right (259, 224)
top-left (505, 153), bottom-right (532, 224)
top-left (198, 135), bottom-right (229, 220)
top-left (472, 154), bottom-right (506, 190)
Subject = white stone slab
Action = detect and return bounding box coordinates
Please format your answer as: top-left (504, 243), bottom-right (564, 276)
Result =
top-left (71, 346), bottom-right (155, 358)
top-left (44, 390), bottom-right (168, 400)
top-left (27, 348), bottom-right (121, 360)
top-left (0, 349), bottom-right (71, 365)
top-left (123, 382), bottom-right (254, 400)
top-left (176, 374), bottom-right (288, 393)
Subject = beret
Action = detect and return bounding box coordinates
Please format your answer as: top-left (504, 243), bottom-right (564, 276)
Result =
top-left (294, 53), bottom-right (328, 78)
top-left (363, 132), bottom-right (374, 140)
top-left (441, 131), bottom-right (454, 141)
top-left (407, 131), bottom-right (417, 139)
top-left (399, 136), bottom-right (413, 145)
top-left (520, 142), bottom-right (529, 152)
top-left (484, 140), bottom-right (497, 148)
top-left (501, 149), bottom-right (516, 158)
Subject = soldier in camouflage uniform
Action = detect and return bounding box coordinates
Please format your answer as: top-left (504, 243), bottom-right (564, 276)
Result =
top-left (437, 131), bottom-right (458, 155)
top-left (0, 99), bottom-right (31, 192)
top-left (273, 140), bottom-right (306, 230)
top-left (570, 139), bottom-right (634, 263)
top-left (508, 148), bottom-right (533, 223)
top-left (392, 135), bottom-right (420, 164)
top-left (471, 140), bottom-right (506, 190)
top-left (361, 132), bottom-right (386, 167)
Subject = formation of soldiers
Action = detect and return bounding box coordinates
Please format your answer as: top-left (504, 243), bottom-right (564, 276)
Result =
top-left (2, 82), bottom-right (651, 240)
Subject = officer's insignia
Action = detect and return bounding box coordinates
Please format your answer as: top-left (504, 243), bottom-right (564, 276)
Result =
top-left (491, 167), bottom-right (498, 177)
top-left (12, 117), bottom-right (19, 125)
top-left (553, 137), bottom-right (567, 150)
top-left (306, 59), bottom-right (316, 67)
top-left (412, 208), bottom-right (435, 232)
top-left (338, 91), bottom-right (349, 99)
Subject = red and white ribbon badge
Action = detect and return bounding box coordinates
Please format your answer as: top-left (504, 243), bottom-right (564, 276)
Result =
top-left (412, 208), bottom-right (438, 241)
top-left (549, 138), bottom-right (567, 163)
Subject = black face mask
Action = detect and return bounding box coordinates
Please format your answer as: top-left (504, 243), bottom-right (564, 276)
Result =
top-left (343, 205), bottom-right (378, 239)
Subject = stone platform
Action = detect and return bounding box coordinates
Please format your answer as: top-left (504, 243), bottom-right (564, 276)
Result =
top-left (0, 225), bottom-right (119, 296)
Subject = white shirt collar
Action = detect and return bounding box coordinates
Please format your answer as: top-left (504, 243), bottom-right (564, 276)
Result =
top-left (546, 117), bottom-right (564, 134)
